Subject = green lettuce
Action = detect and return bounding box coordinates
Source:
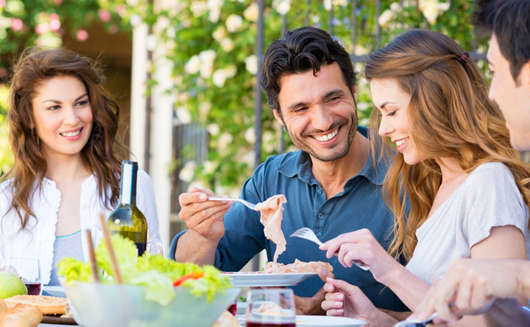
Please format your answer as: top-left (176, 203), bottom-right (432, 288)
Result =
top-left (58, 235), bottom-right (232, 306)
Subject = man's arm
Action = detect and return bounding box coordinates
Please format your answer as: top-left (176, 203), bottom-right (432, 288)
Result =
top-left (174, 229), bottom-right (219, 265)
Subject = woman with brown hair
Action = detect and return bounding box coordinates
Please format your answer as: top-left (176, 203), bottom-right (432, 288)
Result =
top-left (0, 48), bottom-right (160, 286)
top-left (320, 29), bottom-right (529, 325)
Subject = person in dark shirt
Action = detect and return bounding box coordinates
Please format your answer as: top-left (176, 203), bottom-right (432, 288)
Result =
top-left (171, 26), bottom-right (406, 314)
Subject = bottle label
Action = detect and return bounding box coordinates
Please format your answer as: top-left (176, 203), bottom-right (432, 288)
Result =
top-left (121, 162), bottom-right (134, 205)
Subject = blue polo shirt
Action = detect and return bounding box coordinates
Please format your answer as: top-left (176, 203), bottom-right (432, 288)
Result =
top-left (170, 127), bottom-right (407, 311)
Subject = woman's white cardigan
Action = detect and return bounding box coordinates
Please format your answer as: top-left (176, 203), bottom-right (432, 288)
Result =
top-left (0, 171), bottom-right (161, 284)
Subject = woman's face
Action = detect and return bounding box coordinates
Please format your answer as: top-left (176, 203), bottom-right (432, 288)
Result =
top-left (31, 75), bottom-right (93, 160)
top-left (370, 77), bottom-right (424, 165)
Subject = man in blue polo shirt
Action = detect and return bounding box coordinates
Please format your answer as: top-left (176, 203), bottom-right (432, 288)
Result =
top-left (171, 26), bottom-right (406, 314)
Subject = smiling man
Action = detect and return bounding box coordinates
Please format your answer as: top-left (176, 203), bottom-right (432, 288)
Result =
top-left (171, 27), bottom-right (406, 315)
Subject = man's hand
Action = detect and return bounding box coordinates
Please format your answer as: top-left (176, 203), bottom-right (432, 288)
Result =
top-left (178, 186), bottom-right (232, 243)
top-left (411, 258), bottom-right (525, 323)
top-left (294, 268), bottom-right (334, 315)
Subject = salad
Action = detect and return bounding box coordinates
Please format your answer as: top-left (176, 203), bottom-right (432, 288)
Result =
top-left (58, 235), bottom-right (232, 306)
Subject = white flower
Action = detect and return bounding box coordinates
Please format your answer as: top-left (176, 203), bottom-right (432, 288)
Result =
top-left (146, 34), bottom-right (157, 51)
top-left (226, 14), bottom-right (243, 33)
top-left (264, 142), bottom-right (275, 153)
top-left (176, 107), bottom-right (192, 124)
top-left (244, 3), bottom-right (259, 22)
top-left (203, 160), bottom-right (217, 174)
top-left (207, 123), bottom-right (220, 136)
top-left (273, 0), bottom-right (290, 15)
top-left (323, 0), bottom-right (332, 11)
top-left (242, 150), bottom-right (254, 166)
top-left (245, 127), bottom-right (256, 144)
top-left (212, 65), bottom-right (237, 87)
top-left (390, 2), bottom-right (401, 12)
top-left (213, 69), bottom-right (228, 87)
top-left (213, 26), bottom-right (226, 41)
top-left (190, 1), bottom-right (208, 17)
top-left (179, 161), bottom-right (196, 183)
top-left (36, 34), bottom-right (62, 48)
top-left (199, 102), bottom-right (211, 118)
top-left (157, 17), bottom-right (170, 30)
top-left (130, 14), bottom-right (142, 27)
top-left (333, 0), bottom-right (347, 7)
top-left (218, 132), bottom-right (233, 149)
top-left (199, 49), bottom-right (216, 63)
top-left (220, 37), bottom-right (234, 52)
top-left (263, 131), bottom-right (275, 143)
top-left (378, 9), bottom-right (394, 27)
top-left (207, 0), bottom-right (223, 23)
top-left (419, 0), bottom-right (450, 24)
top-left (199, 49), bottom-right (216, 78)
top-left (184, 55), bottom-right (201, 74)
top-left (245, 55), bottom-right (258, 75)
top-left (225, 65), bottom-right (236, 78)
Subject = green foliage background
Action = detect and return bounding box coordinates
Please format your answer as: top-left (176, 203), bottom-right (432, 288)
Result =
top-left (0, 0), bottom-right (487, 191)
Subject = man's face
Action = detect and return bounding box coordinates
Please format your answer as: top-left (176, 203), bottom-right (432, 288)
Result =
top-left (274, 63), bottom-right (357, 162)
top-left (487, 34), bottom-right (530, 150)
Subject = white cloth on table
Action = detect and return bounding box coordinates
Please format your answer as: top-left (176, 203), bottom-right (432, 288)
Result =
top-left (0, 171), bottom-right (161, 284)
top-left (406, 162), bottom-right (529, 284)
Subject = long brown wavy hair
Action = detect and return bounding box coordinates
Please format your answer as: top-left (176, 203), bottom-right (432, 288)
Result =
top-left (5, 48), bottom-right (127, 229)
top-left (365, 30), bottom-right (530, 261)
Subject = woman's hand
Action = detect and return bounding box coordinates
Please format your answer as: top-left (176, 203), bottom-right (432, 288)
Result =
top-left (319, 229), bottom-right (400, 283)
top-left (321, 277), bottom-right (397, 326)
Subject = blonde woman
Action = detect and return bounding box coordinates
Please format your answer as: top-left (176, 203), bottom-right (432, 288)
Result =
top-left (320, 30), bottom-right (529, 326)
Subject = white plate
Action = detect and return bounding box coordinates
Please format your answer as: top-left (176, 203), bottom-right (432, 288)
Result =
top-left (42, 285), bottom-right (66, 297)
top-left (225, 272), bottom-right (316, 287)
top-left (296, 315), bottom-right (367, 326)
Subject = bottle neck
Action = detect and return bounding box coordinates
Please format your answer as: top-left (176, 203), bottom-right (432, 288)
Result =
top-left (120, 161), bottom-right (137, 206)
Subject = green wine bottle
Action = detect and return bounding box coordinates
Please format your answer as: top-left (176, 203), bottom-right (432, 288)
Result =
top-left (107, 160), bottom-right (147, 256)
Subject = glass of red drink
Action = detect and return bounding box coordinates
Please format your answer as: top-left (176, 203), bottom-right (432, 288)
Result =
top-left (246, 288), bottom-right (296, 327)
top-left (7, 257), bottom-right (41, 295)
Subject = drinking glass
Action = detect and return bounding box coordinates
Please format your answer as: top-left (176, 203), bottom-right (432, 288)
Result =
top-left (146, 239), bottom-right (164, 256)
top-left (246, 288), bottom-right (296, 327)
top-left (7, 257), bottom-right (41, 295)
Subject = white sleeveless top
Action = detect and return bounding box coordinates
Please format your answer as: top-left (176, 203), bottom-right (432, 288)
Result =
top-left (406, 162), bottom-right (529, 283)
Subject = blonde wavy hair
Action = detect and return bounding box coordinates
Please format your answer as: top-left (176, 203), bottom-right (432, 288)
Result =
top-left (365, 30), bottom-right (530, 261)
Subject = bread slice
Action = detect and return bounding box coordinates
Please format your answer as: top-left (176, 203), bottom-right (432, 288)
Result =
top-left (0, 298), bottom-right (42, 327)
top-left (5, 295), bottom-right (67, 315)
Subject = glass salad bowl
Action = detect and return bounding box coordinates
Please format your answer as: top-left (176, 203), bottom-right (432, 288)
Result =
top-left (63, 281), bottom-right (240, 327)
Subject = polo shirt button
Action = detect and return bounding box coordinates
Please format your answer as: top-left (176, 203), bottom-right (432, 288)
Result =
top-left (318, 213), bottom-right (324, 218)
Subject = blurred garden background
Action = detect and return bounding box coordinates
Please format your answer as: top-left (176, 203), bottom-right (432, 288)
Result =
top-left (0, 0), bottom-right (516, 250)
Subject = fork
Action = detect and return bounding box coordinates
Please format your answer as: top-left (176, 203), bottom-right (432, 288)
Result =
top-left (290, 227), bottom-right (370, 271)
top-left (393, 313), bottom-right (438, 327)
top-left (207, 196), bottom-right (258, 211)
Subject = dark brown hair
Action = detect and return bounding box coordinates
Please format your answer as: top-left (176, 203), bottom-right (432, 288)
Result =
top-left (474, 0), bottom-right (530, 82)
top-left (5, 47), bottom-right (126, 228)
top-left (260, 26), bottom-right (356, 114)
top-left (365, 30), bottom-right (530, 260)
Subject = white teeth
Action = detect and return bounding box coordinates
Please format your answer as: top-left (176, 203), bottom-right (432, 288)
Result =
top-left (395, 138), bottom-right (408, 146)
top-left (315, 129), bottom-right (338, 142)
top-left (61, 130), bottom-right (81, 137)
